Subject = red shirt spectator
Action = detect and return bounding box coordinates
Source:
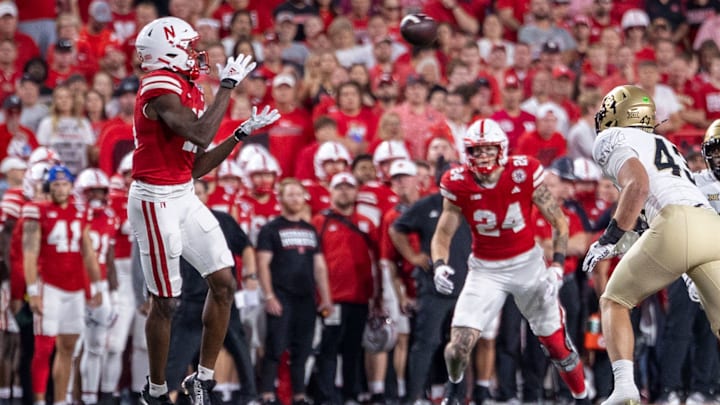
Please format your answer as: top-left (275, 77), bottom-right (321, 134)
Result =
top-left (515, 105), bottom-right (567, 166)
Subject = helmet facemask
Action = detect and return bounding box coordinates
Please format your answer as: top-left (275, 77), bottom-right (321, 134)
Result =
top-left (466, 143), bottom-right (503, 176)
top-left (702, 137), bottom-right (720, 180)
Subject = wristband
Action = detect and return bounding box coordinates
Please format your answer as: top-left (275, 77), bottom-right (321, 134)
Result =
top-left (243, 273), bottom-right (258, 281)
top-left (233, 127), bottom-right (248, 142)
top-left (433, 259), bottom-right (446, 269)
top-left (27, 283), bottom-right (39, 297)
top-left (598, 218), bottom-right (626, 245)
top-left (220, 78), bottom-right (237, 89)
top-left (91, 280), bottom-right (108, 296)
top-left (552, 252), bottom-right (566, 265)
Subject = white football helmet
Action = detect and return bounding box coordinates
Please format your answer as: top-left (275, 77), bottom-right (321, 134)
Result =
top-left (74, 168), bottom-right (110, 206)
top-left (117, 152), bottom-right (133, 175)
top-left (373, 140), bottom-right (410, 167)
top-left (362, 313), bottom-right (398, 353)
top-left (218, 160), bottom-right (242, 179)
top-left (245, 153), bottom-right (281, 194)
top-left (463, 118), bottom-right (509, 176)
top-left (314, 141), bottom-right (352, 181)
top-left (22, 162), bottom-right (51, 200)
top-left (28, 147), bottom-right (61, 166)
top-left (236, 144), bottom-right (272, 175)
top-left (135, 17), bottom-right (208, 80)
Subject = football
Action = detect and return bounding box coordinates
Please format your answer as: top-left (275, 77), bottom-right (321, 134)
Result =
top-left (400, 13), bottom-right (438, 46)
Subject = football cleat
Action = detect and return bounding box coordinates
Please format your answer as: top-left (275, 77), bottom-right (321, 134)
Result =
top-left (182, 372), bottom-right (220, 405)
top-left (139, 385), bottom-right (173, 405)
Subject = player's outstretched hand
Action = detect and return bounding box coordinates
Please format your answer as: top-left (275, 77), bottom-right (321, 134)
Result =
top-left (236, 105), bottom-right (281, 138)
top-left (218, 54), bottom-right (256, 88)
top-left (433, 261), bottom-right (455, 295)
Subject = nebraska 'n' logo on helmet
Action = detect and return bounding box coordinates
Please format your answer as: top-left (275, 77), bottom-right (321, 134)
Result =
top-left (163, 26), bottom-right (175, 40)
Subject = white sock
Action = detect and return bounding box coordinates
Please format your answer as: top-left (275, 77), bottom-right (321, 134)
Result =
top-left (397, 379), bottom-right (406, 397)
top-left (475, 380), bottom-right (490, 388)
top-left (611, 360), bottom-right (634, 386)
top-left (197, 365), bottom-right (214, 381)
top-left (81, 393), bottom-right (98, 404)
top-left (369, 380), bottom-right (384, 394)
top-left (12, 386), bottom-right (22, 398)
top-left (149, 381), bottom-right (168, 397)
top-left (0, 388), bottom-right (10, 399)
top-left (33, 401), bottom-right (45, 405)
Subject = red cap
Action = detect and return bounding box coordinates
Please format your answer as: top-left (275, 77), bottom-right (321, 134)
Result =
top-left (503, 72), bottom-right (521, 89)
top-left (552, 65), bottom-right (576, 80)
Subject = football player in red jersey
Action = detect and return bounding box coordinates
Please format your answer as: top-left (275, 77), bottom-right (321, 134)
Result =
top-left (356, 140), bottom-right (407, 226)
top-left (74, 168), bottom-right (121, 405)
top-left (234, 153), bottom-right (282, 246)
top-left (430, 119), bottom-right (590, 404)
top-left (301, 141), bottom-right (352, 216)
top-left (206, 160), bottom-right (243, 214)
top-left (23, 165), bottom-right (103, 405)
top-left (103, 152), bottom-right (138, 400)
top-left (129, 17), bottom-right (280, 405)
top-left (0, 157), bottom-right (25, 405)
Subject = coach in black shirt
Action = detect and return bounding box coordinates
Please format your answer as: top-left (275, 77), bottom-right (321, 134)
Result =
top-left (256, 178), bottom-right (333, 405)
top-left (389, 192), bottom-right (472, 403)
top-left (165, 180), bottom-right (258, 404)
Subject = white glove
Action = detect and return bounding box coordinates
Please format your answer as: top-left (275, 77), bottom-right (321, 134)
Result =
top-left (583, 219), bottom-right (626, 273)
top-left (549, 264), bottom-right (564, 289)
top-left (582, 241), bottom-right (619, 273)
top-left (682, 274), bottom-right (701, 303)
top-left (235, 105), bottom-right (281, 138)
top-left (433, 264), bottom-right (455, 295)
top-left (217, 54), bottom-right (256, 88)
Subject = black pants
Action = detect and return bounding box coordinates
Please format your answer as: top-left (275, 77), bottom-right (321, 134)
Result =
top-left (260, 293), bottom-right (317, 395)
top-left (406, 291), bottom-right (457, 401)
top-left (165, 300), bottom-right (256, 398)
top-left (495, 297), bottom-right (522, 401)
top-left (659, 278), bottom-right (718, 395)
top-left (315, 302), bottom-right (368, 404)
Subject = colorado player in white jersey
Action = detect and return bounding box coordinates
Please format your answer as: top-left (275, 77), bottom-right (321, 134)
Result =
top-left (694, 120), bottom-right (720, 213)
top-left (583, 85), bottom-right (720, 405)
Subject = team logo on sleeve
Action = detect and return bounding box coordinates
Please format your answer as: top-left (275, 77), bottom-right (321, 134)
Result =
top-left (512, 169), bottom-right (527, 183)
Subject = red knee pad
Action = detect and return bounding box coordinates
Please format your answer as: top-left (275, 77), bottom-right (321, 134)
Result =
top-left (538, 328), bottom-right (586, 397)
top-left (32, 335), bottom-right (56, 395)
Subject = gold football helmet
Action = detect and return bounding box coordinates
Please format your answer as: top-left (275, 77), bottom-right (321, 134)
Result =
top-left (702, 119), bottom-right (720, 179)
top-left (595, 85), bottom-right (656, 133)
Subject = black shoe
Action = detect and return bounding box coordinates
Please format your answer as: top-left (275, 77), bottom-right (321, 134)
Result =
top-left (472, 386), bottom-right (491, 405)
top-left (140, 385), bottom-right (173, 405)
top-left (369, 393), bottom-right (386, 405)
top-left (182, 372), bottom-right (220, 405)
top-left (441, 382), bottom-right (463, 405)
top-left (292, 399), bottom-right (313, 405)
top-left (260, 398), bottom-right (282, 405)
top-left (574, 396), bottom-right (592, 405)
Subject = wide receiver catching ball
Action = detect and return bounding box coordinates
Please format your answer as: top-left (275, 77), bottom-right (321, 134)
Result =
top-left (400, 13), bottom-right (438, 46)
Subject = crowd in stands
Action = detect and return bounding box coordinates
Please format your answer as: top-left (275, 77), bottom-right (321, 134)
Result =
top-left (1, 0), bottom-right (720, 404)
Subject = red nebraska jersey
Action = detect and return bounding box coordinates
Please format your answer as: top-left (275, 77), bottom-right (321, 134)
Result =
top-left (2, 189), bottom-right (27, 301)
top-left (132, 70), bottom-right (206, 185)
top-left (234, 191), bottom-right (281, 245)
top-left (207, 185), bottom-right (238, 214)
top-left (491, 109), bottom-right (537, 152)
top-left (531, 206), bottom-right (584, 275)
top-left (379, 205), bottom-right (419, 298)
top-left (357, 181), bottom-right (399, 227)
top-left (301, 179), bottom-right (331, 216)
top-left (440, 156), bottom-right (544, 260)
top-left (22, 202), bottom-right (88, 291)
top-left (109, 190), bottom-right (132, 259)
top-left (86, 206), bottom-right (119, 279)
top-left (1, 188), bottom-right (26, 225)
